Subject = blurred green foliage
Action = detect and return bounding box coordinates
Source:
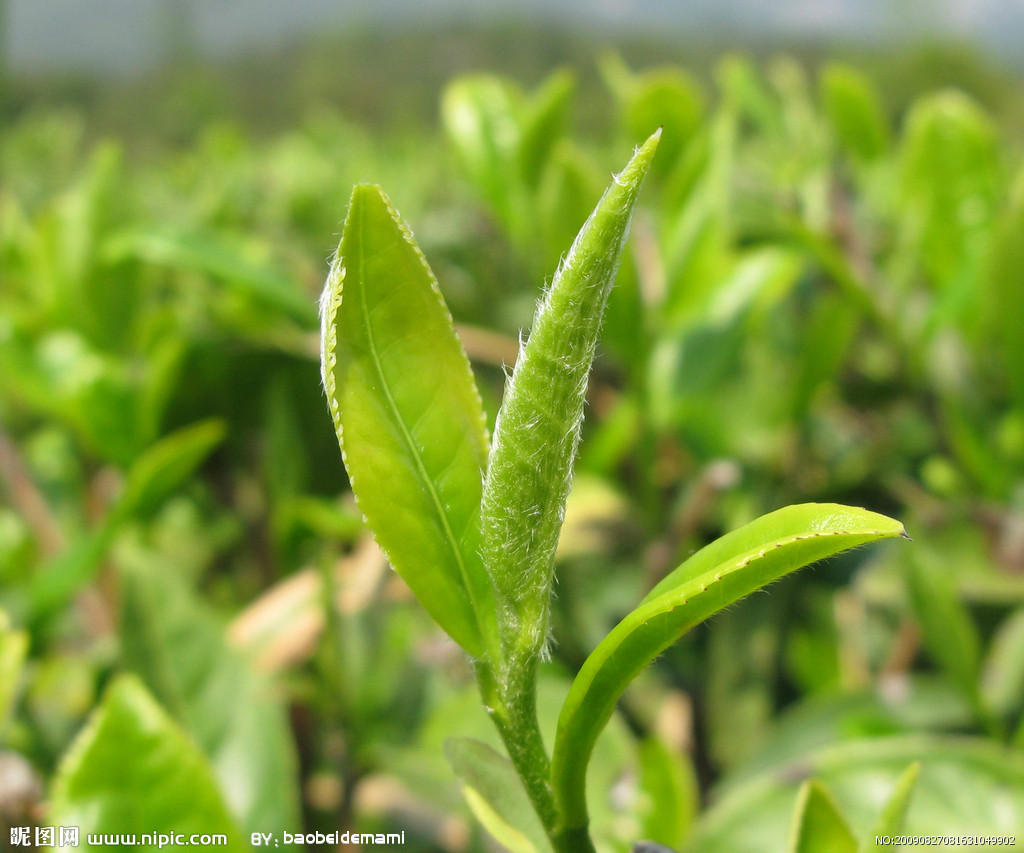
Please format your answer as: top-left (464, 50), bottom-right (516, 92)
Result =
top-left (1, 33), bottom-right (1024, 853)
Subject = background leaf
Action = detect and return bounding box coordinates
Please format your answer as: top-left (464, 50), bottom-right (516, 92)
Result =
top-left (49, 675), bottom-right (243, 851)
top-left (0, 608), bottom-right (29, 733)
top-left (862, 762), bottom-right (920, 848)
top-left (446, 737), bottom-right (554, 853)
top-left (120, 563), bottom-right (301, 836)
top-left (691, 736), bottom-right (1024, 853)
top-left (787, 780), bottom-right (857, 853)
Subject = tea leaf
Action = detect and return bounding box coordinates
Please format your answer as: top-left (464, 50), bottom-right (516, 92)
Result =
top-left (121, 563), bottom-right (301, 836)
top-left (50, 675), bottom-right (240, 846)
top-left (442, 75), bottom-right (527, 239)
top-left (321, 185), bottom-right (495, 658)
top-left (519, 70), bottom-right (575, 188)
top-left (691, 736), bottom-right (1024, 851)
top-left (820, 64), bottom-right (889, 163)
top-left (551, 503), bottom-right (905, 835)
top-left (27, 419), bottom-right (226, 621)
top-left (981, 607), bottom-right (1024, 720)
top-left (480, 131), bottom-right (660, 666)
top-left (446, 738), bottom-right (554, 853)
top-left (788, 780), bottom-right (857, 853)
top-left (636, 737), bottom-right (698, 848)
top-left (900, 91), bottom-right (1000, 286)
top-left (861, 762), bottom-right (920, 849)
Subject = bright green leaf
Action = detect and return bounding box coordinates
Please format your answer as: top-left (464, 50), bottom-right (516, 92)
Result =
top-left (788, 780), bottom-right (857, 853)
top-left (113, 418), bottom-right (227, 522)
top-left (120, 563), bottom-right (301, 836)
top-left (320, 184), bottom-right (495, 658)
top-left (552, 504), bottom-right (905, 837)
top-left (820, 64), bottom-right (889, 162)
top-left (50, 675), bottom-right (242, 851)
top-left (861, 762), bottom-right (920, 850)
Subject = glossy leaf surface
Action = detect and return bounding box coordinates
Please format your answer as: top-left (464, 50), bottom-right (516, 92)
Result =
top-left (321, 185), bottom-right (494, 658)
top-left (552, 503), bottom-right (905, 832)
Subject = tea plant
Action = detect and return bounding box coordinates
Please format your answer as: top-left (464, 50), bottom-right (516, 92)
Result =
top-left (320, 130), bottom-right (906, 852)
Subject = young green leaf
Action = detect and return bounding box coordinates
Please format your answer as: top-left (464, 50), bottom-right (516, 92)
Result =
top-left (788, 780), bottom-right (858, 853)
top-left (861, 762), bottom-right (920, 850)
top-left (551, 503), bottom-right (905, 838)
top-left (320, 185), bottom-right (496, 659)
top-left (112, 418), bottom-right (227, 523)
top-left (442, 75), bottom-right (528, 240)
top-left (480, 130), bottom-right (660, 666)
top-left (519, 70), bottom-right (575, 188)
top-left (819, 64), bottom-right (889, 163)
top-left (900, 91), bottom-right (1000, 286)
top-left (446, 738), bottom-right (555, 853)
top-left (120, 562), bottom-right (301, 836)
top-left (50, 675), bottom-right (240, 845)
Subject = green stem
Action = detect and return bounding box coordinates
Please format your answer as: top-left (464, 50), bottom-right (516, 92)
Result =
top-left (552, 825), bottom-right (599, 853)
top-left (477, 652), bottom-right (600, 853)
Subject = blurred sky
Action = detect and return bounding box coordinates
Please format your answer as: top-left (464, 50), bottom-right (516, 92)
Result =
top-left (6, 0), bottom-right (1024, 76)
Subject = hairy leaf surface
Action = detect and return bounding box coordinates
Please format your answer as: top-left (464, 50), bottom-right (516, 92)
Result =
top-left (480, 131), bottom-right (660, 664)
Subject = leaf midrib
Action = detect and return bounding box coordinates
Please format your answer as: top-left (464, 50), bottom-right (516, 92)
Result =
top-left (355, 204), bottom-right (482, 651)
